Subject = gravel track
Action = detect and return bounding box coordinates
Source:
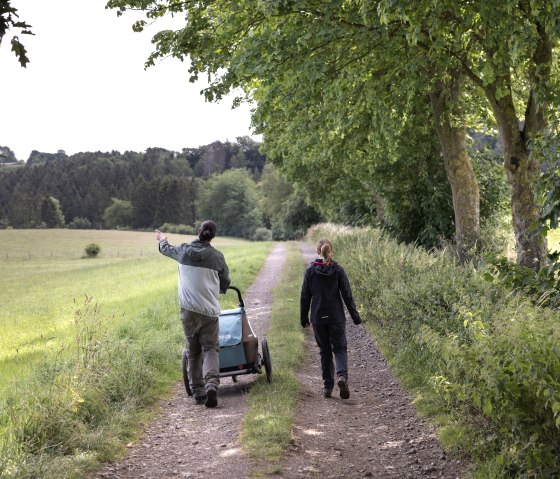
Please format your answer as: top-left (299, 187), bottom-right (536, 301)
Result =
top-left (93, 243), bottom-right (287, 479)
top-left (272, 243), bottom-right (467, 478)
top-left (93, 241), bottom-right (467, 479)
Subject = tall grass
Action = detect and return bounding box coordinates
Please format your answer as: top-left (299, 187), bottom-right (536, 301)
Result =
top-left (0, 230), bottom-right (273, 478)
top-left (308, 223), bottom-right (560, 478)
top-left (241, 243), bottom-right (306, 469)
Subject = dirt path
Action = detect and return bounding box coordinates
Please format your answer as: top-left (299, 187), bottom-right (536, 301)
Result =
top-left (95, 241), bottom-right (468, 479)
top-left (94, 243), bottom-right (287, 479)
top-left (273, 243), bottom-right (467, 478)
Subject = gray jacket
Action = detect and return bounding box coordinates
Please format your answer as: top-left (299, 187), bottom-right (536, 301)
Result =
top-left (159, 239), bottom-right (230, 317)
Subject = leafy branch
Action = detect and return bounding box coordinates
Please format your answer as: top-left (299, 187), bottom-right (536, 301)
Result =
top-left (0, 0), bottom-right (34, 67)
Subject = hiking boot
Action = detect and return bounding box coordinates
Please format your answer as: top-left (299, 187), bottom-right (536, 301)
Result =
top-left (337, 376), bottom-right (350, 399)
top-left (323, 388), bottom-right (333, 398)
top-left (205, 388), bottom-right (218, 408)
top-left (195, 395), bottom-right (207, 405)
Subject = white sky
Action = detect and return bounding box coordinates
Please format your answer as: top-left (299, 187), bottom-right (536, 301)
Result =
top-left (0, 0), bottom-right (259, 162)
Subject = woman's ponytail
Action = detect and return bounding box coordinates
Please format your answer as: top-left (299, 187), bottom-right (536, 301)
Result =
top-left (316, 239), bottom-right (333, 263)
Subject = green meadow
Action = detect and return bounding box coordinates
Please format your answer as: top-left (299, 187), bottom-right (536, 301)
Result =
top-left (0, 229), bottom-right (272, 392)
top-left (0, 229), bottom-right (273, 477)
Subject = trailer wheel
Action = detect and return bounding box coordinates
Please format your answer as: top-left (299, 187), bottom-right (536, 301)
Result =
top-left (182, 348), bottom-right (193, 396)
top-left (261, 339), bottom-right (272, 383)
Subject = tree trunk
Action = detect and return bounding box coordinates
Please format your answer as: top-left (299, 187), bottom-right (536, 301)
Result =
top-left (474, 21), bottom-right (552, 270)
top-left (430, 78), bottom-right (480, 263)
top-left (491, 95), bottom-right (547, 269)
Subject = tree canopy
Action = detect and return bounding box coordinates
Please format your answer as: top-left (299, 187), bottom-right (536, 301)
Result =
top-left (196, 169), bottom-right (263, 239)
top-left (107, 0), bottom-right (560, 268)
top-left (0, 139), bottom-right (265, 231)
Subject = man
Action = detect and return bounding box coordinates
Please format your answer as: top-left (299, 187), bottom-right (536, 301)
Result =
top-left (155, 220), bottom-right (230, 408)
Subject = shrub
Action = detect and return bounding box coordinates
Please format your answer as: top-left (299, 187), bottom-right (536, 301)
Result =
top-left (253, 227), bottom-right (272, 241)
top-left (84, 243), bottom-right (101, 258)
top-left (69, 217), bottom-right (92, 229)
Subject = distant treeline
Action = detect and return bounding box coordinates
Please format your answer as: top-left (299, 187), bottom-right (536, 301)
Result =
top-left (0, 138), bottom-right (265, 230)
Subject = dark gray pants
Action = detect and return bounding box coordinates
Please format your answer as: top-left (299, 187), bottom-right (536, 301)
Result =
top-left (180, 308), bottom-right (220, 397)
top-left (312, 321), bottom-right (348, 390)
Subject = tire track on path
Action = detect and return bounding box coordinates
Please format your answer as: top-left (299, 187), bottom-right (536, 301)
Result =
top-left (274, 242), bottom-right (466, 478)
top-left (94, 243), bottom-right (287, 479)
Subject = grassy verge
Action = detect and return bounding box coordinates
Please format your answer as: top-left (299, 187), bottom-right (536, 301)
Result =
top-left (308, 224), bottom-right (560, 478)
top-left (0, 230), bottom-right (273, 478)
top-left (241, 242), bottom-right (306, 475)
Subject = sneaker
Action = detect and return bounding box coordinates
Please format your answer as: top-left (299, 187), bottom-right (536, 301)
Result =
top-left (337, 376), bottom-right (350, 399)
top-left (195, 395), bottom-right (207, 405)
top-left (323, 388), bottom-right (333, 398)
top-left (205, 388), bottom-right (218, 408)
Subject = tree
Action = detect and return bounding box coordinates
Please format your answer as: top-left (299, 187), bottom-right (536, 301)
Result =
top-left (107, 0), bottom-right (481, 261)
top-left (194, 141), bottom-right (228, 177)
top-left (430, 75), bottom-right (480, 258)
top-left (40, 196), bottom-right (65, 228)
top-left (0, 141), bottom-right (258, 231)
top-left (103, 198), bottom-right (133, 229)
top-left (197, 169), bottom-right (263, 239)
top-left (378, 0), bottom-right (560, 268)
top-left (279, 193), bottom-right (324, 240)
top-left (259, 164), bottom-right (294, 228)
top-left (131, 175), bottom-right (156, 228)
top-left (0, 146), bottom-right (16, 162)
top-left (235, 136), bottom-right (267, 179)
top-left (154, 176), bottom-right (197, 227)
top-left (259, 163), bottom-right (324, 239)
top-left (0, 0), bottom-right (33, 67)
top-left (8, 186), bottom-right (37, 227)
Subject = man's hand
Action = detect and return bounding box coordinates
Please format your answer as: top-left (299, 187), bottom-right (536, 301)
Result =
top-left (155, 229), bottom-right (167, 242)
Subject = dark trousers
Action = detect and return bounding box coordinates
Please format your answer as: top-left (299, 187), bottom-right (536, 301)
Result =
top-left (312, 321), bottom-right (348, 390)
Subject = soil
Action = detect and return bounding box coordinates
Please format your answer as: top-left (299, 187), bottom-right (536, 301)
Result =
top-left (93, 242), bottom-right (468, 479)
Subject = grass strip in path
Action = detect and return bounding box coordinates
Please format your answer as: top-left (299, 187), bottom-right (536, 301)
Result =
top-left (241, 242), bottom-right (306, 474)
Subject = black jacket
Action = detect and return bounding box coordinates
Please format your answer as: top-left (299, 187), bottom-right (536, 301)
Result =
top-left (300, 259), bottom-right (362, 327)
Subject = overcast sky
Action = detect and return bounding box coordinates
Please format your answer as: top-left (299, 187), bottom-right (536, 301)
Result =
top-left (0, 1), bottom-right (259, 162)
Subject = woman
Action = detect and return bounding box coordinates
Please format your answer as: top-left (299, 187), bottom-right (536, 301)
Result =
top-left (300, 239), bottom-right (362, 399)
